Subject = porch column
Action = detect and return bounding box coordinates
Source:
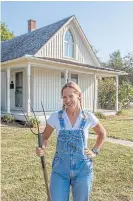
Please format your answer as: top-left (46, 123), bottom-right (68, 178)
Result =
top-left (7, 68), bottom-right (10, 113)
top-left (93, 74), bottom-right (97, 113)
top-left (116, 75), bottom-right (119, 112)
top-left (65, 69), bottom-right (68, 83)
top-left (27, 63), bottom-right (31, 116)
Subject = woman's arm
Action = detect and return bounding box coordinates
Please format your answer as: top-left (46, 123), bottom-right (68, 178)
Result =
top-left (92, 122), bottom-right (106, 151)
top-left (41, 124), bottom-right (54, 148)
top-left (84, 123), bottom-right (106, 158)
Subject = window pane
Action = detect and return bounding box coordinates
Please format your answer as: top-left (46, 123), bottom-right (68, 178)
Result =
top-left (64, 30), bottom-right (74, 58)
top-left (68, 44), bottom-right (74, 57)
top-left (71, 74), bottom-right (78, 84)
top-left (65, 31), bottom-right (69, 41)
top-left (64, 42), bottom-right (68, 57)
top-left (61, 72), bottom-right (65, 85)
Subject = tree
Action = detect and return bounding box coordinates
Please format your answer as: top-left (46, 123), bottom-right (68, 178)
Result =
top-left (97, 50), bottom-right (133, 109)
top-left (107, 50), bottom-right (124, 70)
top-left (123, 52), bottom-right (133, 84)
top-left (1, 22), bottom-right (14, 41)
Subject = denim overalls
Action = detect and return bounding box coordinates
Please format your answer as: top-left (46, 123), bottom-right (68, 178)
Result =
top-left (50, 110), bottom-right (93, 201)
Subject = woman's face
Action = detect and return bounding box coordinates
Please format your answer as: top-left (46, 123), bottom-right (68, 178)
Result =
top-left (62, 87), bottom-right (80, 110)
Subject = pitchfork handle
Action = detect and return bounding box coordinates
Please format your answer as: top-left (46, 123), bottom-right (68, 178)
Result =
top-left (38, 133), bottom-right (52, 201)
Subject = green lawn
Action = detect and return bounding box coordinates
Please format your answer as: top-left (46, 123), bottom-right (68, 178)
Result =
top-left (95, 109), bottom-right (133, 141)
top-left (1, 123), bottom-right (133, 201)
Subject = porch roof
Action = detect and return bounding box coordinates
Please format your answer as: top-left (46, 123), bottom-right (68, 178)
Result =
top-left (36, 56), bottom-right (127, 76)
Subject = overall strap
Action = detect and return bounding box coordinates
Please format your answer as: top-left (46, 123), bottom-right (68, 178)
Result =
top-left (79, 111), bottom-right (88, 129)
top-left (58, 110), bottom-right (65, 130)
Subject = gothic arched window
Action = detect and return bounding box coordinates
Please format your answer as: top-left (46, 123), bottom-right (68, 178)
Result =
top-left (64, 30), bottom-right (74, 58)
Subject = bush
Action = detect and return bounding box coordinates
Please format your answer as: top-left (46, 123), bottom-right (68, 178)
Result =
top-left (98, 78), bottom-right (116, 109)
top-left (94, 112), bottom-right (106, 119)
top-left (2, 114), bottom-right (15, 123)
top-left (25, 116), bottom-right (40, 128)
top-left (98, 78), bottom-right (133, 110)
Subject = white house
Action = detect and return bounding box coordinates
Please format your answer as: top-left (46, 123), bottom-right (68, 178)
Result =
top-left (1, 15), bottom-right (126, 122)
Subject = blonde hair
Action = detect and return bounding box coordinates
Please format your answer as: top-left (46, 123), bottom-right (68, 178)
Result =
top-left (61, 81), bottom-right (82, 111)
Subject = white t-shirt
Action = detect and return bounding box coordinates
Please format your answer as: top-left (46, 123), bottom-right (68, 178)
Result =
top-left (47, 110), bottom-right (99, 139)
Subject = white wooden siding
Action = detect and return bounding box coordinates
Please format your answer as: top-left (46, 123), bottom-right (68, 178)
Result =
top-left (31, 67), bottom-right (61, 111)
top-left (78, 74), bottom-right (94, 110)
top-left (35, 21), bottom-right (97, 66)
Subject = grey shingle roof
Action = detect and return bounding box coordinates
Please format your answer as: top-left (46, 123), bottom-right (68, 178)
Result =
top-left (1, 16), bottom-right (73, 62)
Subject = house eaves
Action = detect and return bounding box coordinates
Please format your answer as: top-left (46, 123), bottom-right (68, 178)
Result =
top-left (35, 56), bottom-right (127, 76)
top-left (1, 55), bottom-right (127, 76)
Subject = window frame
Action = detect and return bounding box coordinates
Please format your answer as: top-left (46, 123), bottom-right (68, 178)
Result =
top-left (64, 30), bottom-right (75, 59)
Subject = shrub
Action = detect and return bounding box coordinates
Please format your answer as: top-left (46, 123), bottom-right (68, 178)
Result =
top-left (2, 114), bottom-right (15, 123)
top-left (98, 78), bottom-right (116, 110)
top-left (94, 112), bottom-right (106, 119)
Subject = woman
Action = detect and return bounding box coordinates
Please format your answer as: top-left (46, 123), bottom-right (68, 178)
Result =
top-left (36, 81), bottom-right (106, 201)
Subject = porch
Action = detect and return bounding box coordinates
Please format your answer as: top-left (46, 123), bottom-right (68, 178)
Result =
top-left (1, 109), bottom-right (117, 125)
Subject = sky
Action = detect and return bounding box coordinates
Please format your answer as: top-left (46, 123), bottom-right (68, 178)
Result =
top-left (1, 1), bottom-right (133, 62)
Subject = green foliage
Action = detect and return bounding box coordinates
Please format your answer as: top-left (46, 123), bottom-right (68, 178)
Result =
top-left (98, 78), bottom-right (133, 109)
top-left (25, 116), bottom-right (40, 128)
top-left (2, 114), bottom-right (15, 123)
top-left (94, 112), bottom-right (106, 119)
top-left (1, 22), bottom-right (14, 41)
top-left (123, 52), bottom-right (133, 84)
top-left (97, 50), bottom-right (133, 109)
top-left (119, 82), bottom-right (133, 109)
top-left (98, 78), bottom-right (116, 109)
top-left (108, 50), bottom-right (124, 70)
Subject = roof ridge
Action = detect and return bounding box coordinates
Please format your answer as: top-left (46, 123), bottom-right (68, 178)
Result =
top-left (1, 15), bottom-right (74, 62)
top-left (2, 15), bottom-right (74, 44)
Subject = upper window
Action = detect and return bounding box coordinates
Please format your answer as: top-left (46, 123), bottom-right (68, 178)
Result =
top-left (64, 30), bottom-right (74, 58)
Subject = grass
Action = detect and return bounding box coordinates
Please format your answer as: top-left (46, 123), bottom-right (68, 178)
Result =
top-left (1, 122), bottom-right (133, 201)
top-left (92, 109), bottom-right (133, 141)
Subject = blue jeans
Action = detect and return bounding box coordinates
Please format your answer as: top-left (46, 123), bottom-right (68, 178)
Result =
top-left (50, 157), bottom-right (93, 201)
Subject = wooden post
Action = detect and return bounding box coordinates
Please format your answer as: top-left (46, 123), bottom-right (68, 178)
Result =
top-left (116, 75), bottom-right (119, 112)
top-left (27, 63), bottom-right (31, 116)
top-left (7, 68), bottom-right (10, 113)
top-left (65, 69), bottom-right (68, 83)
top-left (93, 74), bottom-right (97, 113)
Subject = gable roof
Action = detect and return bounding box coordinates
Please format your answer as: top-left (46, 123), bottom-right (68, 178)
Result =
top-left (1, 16), bottom-right (73, 62)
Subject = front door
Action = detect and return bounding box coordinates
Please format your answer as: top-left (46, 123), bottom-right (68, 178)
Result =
top-left (15, 72), bottom-right (23, 107)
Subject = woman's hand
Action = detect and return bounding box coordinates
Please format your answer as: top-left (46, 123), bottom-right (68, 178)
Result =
top-left (36, 146), bottom-right (45, 157)
top-left (84, 148), bottom-right (97, 159)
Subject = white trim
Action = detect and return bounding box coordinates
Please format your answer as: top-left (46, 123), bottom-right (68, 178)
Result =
top-left (27, 63), bottom-right (31, 115)
top-left (11, 69), bottom-right (25, 110)
top-left (7, 68), bottom-right (10, 113)
top-left (63, 28), bottom-right (75, 59)
top-left (65, 69), bottom-right (68, 83)
top-left (93, 74), bottom-right (97, 112)
top-left (1, 56), bottom-right (127, 76)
